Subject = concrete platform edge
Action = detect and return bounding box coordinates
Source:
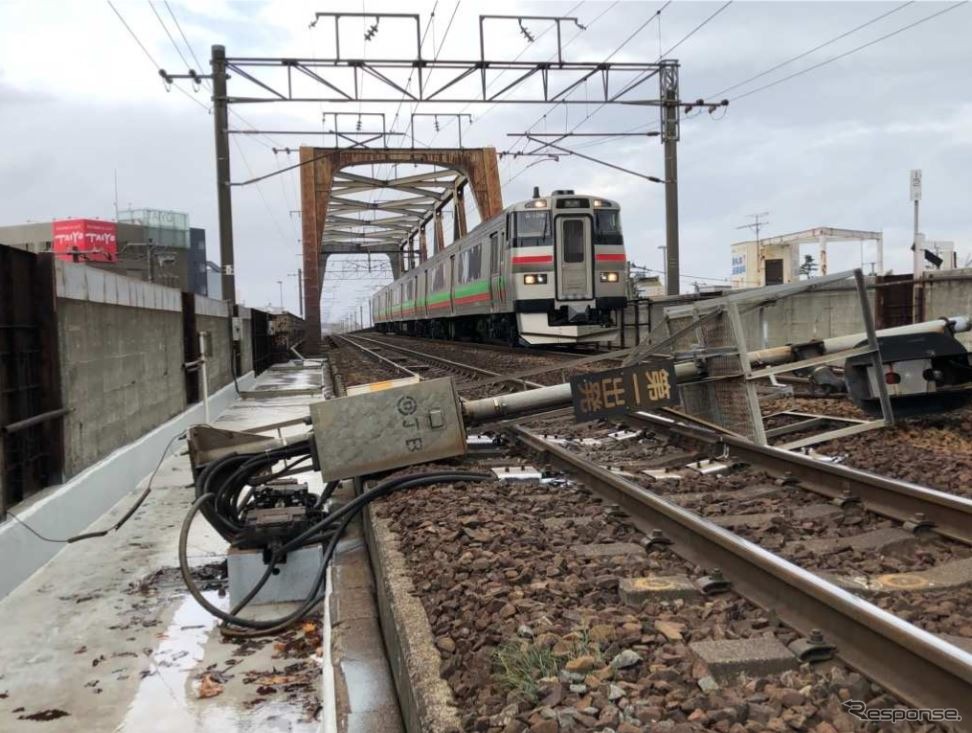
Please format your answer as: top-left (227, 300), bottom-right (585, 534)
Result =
top-left (0, 371), bottom-right (256, 599)
top-left (364, 503), bottom-right (463, 733)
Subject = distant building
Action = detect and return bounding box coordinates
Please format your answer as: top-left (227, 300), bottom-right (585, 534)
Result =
top-left (921, 239), bottom-right (958, 271)
top-left (730, 227), bottom-right (884, 289)
top-left (0, 210), bottom-right (209, 296)
top-left (205, 261), bottom-right (223, 301)
top-left (631, 274), bottom-right (665, 298)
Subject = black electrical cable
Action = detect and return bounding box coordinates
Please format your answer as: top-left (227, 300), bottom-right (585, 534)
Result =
top-left (6, 430), bottom-right (186, 544)
top-left (179, 471), bottom-right (490, 635)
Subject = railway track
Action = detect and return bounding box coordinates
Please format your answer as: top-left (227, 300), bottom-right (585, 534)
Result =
top-left (327, 335), bottom-right (972, 727)
top-left (339, 333), bottom-right (548, 393)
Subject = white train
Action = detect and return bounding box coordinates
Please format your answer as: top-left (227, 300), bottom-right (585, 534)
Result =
top-left (372, 189), bottom-right (627, 345)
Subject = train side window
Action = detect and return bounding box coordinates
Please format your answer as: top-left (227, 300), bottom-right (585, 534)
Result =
top-left (467, 244), bottom-right (483, 282)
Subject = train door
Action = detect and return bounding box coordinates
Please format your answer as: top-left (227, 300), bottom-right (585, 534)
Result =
top-left (488, 231), bottom-right (501, 310)
top-left (556, 216), bottom-right (593, 300)
top-left (420, 269), bottom-right (428, 319)
top-left (449, 254), bottom-right (457, 315)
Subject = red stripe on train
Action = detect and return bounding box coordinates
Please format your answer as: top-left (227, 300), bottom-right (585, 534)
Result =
top-left (512, 255), bottom-right (553, 264)
top-left (595, 253), bottom-right (626, 262)
top-left (454, 292), bottom-right (492, 305)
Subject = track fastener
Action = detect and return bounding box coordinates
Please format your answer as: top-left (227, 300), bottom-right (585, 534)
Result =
top-left (696, 568), bottom-right (732, 595)
top-left (788, 629), bottom-right (837, 663)
top-left (830, 490), bottom-right (862, 509)
top-left (902, 512), bottom-right (936, 534)
top-left (642, 528), bottom-right (673, 551)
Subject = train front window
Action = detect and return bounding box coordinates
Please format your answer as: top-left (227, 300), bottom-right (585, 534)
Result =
top-left (514, 210), bottom-right (553, 247)
top-left (594, 210), bottom-right (623, 245)
top-left (562, 219), bottom-right (585, 262)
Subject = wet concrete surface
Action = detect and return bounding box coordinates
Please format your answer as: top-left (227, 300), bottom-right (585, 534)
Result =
top-left (0, 364), bottom-right (399, 733)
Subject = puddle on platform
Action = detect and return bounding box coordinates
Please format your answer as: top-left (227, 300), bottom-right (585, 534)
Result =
top-left (117, 591), bottom-right (319, 733)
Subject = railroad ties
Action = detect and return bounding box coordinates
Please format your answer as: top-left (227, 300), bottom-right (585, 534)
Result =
top-left (326, 334), bottom-right (972, 731)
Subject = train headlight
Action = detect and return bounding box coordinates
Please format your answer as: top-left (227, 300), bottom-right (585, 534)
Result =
top-left (599, 272), bottom-right (620, 283)
top-left (523, 274), bottom-right (548, 285)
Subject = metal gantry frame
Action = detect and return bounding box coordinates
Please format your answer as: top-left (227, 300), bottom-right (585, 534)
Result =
top-left (158, 11), bottom-right (730, 337)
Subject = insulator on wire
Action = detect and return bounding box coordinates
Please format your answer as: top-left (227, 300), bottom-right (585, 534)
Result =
top-left (518, 19), bottom-right (535, 42)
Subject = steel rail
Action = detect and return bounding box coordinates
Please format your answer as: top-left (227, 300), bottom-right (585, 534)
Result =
top-left (347, 333), bottom-right (547, 390)
top-left (343, 333), bottom-right (972, 543)
top-left (509, 425), bottom-right (972, 720)
top-left (625, 410), bottom-right (972, 546)
top-left (368, 332), bottom-right (589, 361)
top-left (336, 335), bottom-right (423, 380)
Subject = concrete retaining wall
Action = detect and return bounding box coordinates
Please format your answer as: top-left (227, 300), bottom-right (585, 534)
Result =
top-left (0, 374), bottom-right (253, 599)
top-left (623, 280), bottom-right (879, 352)
top-left (195, 296), bottom-right (233, 394)
top-left (924, 269), bottom-right (972, 347)
top-left (56, 263), bottom-right (186, 478)
top-left (741, 283), bottom-right (873, 350)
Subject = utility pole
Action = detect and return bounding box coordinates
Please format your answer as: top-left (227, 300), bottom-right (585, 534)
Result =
top-left (911, 169), bottom-right (922, 278)
top-left (911, 169), bottom-right (923, 323)
top-left (212, 45), bottom-right (236, 305)
top-left (277, 280), bottom-right (284, 311)
top-left (661, 63), bottom-right (680, 296)
top-left (146, 238), bottom-right (154, 283)
top-left (292, 269), bottom-right (304, 317)
top-left (737, 212), bottom-right (770, 287)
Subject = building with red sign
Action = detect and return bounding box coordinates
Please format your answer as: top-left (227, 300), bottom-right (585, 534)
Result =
top-left (51, 219), bottom-right (118, 262)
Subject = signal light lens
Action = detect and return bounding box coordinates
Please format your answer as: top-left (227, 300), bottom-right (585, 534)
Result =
top-left (885, 370), bottom-right (901, 385)
top-left (523, 274), bottom-right (547, 285)
top-left (599, 272), bottom-right (620, 283)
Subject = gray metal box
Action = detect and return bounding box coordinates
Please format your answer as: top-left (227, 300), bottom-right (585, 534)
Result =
top-left (310, 377), bottom-right (466, 480)
top-left (227, 545), bottom-right (322, 607)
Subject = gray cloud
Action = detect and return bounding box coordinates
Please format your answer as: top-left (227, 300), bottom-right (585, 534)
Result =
top-left (1, 0), bottom-right (969, 322)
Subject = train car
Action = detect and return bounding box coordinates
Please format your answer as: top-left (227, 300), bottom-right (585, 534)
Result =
top-left (372, 189), bottom-right (627, 346)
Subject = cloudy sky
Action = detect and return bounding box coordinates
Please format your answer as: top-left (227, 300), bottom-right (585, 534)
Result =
top-left (1, 0), bottom-right (969, 325)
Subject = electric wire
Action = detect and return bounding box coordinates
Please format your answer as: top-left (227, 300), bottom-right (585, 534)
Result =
top-left (179, 469), bottom-right (491, 635)
top-left (5, 430), bottom-right (186, 544)
top-left (147, 0), bottom-right (193, 75)
top-left (163, 0), bottom-right (209, 87)
top-left (730, 1), bottom-right (969, 102)
top-left (708, 1), bottom-right (915, 99)
top-left (503, 1), bottom-right (733, 185)
top-left (106, 0), bottom-right (210, 112)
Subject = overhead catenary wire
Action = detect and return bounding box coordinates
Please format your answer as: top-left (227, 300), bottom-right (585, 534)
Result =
top-left (106, 0), bottom-right (209, 112)
top-left (147, 0), bottom-right (193, 76)
top-left (730, 1), bottom-right (969, 102)
top-left (708, 1), bottom-right (915, 99)
top-left (163, 0), bottom-right (209, 87)
top-left (504, 1), bottom-right (735, 186)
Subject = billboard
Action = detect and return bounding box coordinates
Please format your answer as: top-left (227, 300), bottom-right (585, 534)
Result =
top-left (52, 219), bottom-right (117, 262)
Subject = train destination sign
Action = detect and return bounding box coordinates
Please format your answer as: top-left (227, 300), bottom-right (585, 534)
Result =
top-left (570, 361), bottom-right (679, 421)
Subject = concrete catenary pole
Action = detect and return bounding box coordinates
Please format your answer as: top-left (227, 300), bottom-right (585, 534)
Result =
top-left (661, 63), bottom-right (680, 296)
top-left (212, 45), bottom-right (236, 305)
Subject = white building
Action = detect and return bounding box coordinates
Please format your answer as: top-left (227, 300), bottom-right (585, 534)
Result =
top-left (730, 227), bottom-right (884, 289)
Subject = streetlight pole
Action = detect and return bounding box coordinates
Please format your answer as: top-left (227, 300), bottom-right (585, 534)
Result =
top-left (288, 269), bottom-right (304, 317)
top-left (277, 280), bottom-right (284, 311)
